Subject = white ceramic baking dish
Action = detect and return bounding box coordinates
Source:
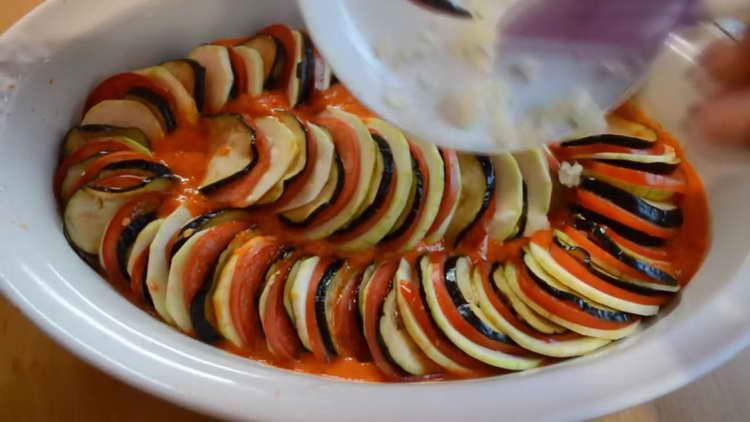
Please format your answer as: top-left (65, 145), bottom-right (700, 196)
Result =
top-left (1, 1), bottom-right (750, 420)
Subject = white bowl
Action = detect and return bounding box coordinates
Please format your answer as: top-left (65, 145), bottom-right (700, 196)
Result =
top-left (1, 1), bottom-right (750, 420)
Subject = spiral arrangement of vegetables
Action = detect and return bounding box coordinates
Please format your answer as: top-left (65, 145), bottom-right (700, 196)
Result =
top-left (56, 23), bottom-right (707, 381)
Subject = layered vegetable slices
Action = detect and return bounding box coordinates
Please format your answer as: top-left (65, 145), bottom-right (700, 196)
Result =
top-left (55, 23), bottom-right (708, 382)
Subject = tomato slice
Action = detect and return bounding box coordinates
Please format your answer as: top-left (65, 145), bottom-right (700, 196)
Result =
top-left (258, 24), bottom-right (296, 91)
top-left (270, 121), bottom-right (319, 210)
top-left (129, 247), bottom-right (150, 302)
top-left (515, 258), bottom-right (639, 330)
top-left (603, 224), bottom-right (670, 261)
top-left (100, 192), bottom-right (165, 287)
top-left (562, 226), bottom-right (675, 282)
top-left (227, 47), bottom-right (248, 96)
top-left (575, 189), bottom-right (676, 239)
top-left (428, 253), bottom-right (526, 354)
top-left (84, 72), bottom-right (172, 115)
top-left (425, 149), bottom-right (460, 240)
top-left (361, 261), bottom-right (405, 379)
top-left (398, 275), bottom-right (486, 371)
top-left (378, 142), bottom-right (430, 251)
top-left (228, 236), bottom-right (282, 348)
top-left (306, 114), bottom-right (362, 227)
top-left (331, 267), bottom-right (370, 361)
top-left (304, 257), bottom-right (336, 361)
top-left (474, 262), bottom-right (581, 342)
top-left (66, 151), bottom-right (154, 199)
top-left (583, 160), bottom-right (687, 192)
top-left (261, 254), bottom-right (303, 361)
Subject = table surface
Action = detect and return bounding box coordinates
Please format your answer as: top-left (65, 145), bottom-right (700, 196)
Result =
top-left (2, 1), bottom-right (749, 421)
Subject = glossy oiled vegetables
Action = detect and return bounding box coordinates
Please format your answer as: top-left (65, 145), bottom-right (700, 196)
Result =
top-left (55, 23), bottom-right (709, 382)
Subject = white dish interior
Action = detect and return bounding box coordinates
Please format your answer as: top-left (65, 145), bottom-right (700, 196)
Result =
top-left (1, 1), bottom-right (750, 421)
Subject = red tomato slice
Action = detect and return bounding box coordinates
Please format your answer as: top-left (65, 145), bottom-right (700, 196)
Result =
top-left (425, 149), bottom-right (460, 239)
top-left (307, 114), bottom-right (362, 227)
top-left (575, 189), bottom-right (676, 239)
top-left (304, 257), bottom-right (336, 361)
top-left (515, 258), bottom-right (639, 330)
top-left (228, 236), bottom-right (282, 348)
top-left (548, 244), bottom-right (672, 306)
top-left (258, 24), bottom-right (297, 91)
top-left (270, 121), bottom-right (319, 210)
top-left (84, 72), bottom-right (172, 116)
top-left (331, 267), bottom-right (370, 361)
top-left (65, 150), bottom-right (154, 199)
top-left (261, 254), bottom-right (303, 361)
top-left (428, 253), bottom-right (527, 354)
top-left (583, 161), bottom-right (687, 192)
top-left (473, 262), bottom-right (581, 342)
top-left (361, 261), bottom-right (405, 379)
top-left (100, 192), bottom-right (165, 287)
top-left (398, 275), bottom-right (486, 371)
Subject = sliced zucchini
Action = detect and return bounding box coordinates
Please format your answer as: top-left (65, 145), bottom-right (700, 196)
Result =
top-left (473, 265), bottom-right (610, 357)
top-left (582, 146), bottom-right (681, 175)
top-left (276, 122), bottom-right (335, 212)
top-left (169, 208), bottom-right (252, 259)
top-left (303, 108), bottom-right (376, 239)
top-left (165, 229), bottom-right (210, 333)
top-left (380, 283), bottom-right (432, 376)
top-left (160, 59), bottom-right (207, 112)
top-left (258, 25), bottom-right (305, 106)
top-left (277, 112), bottom-right (308, 183)
top-left (383, 156), bottom-right (422, 242)
top-left (394, 258), bottom-right (473, 374)
top-left (513, 148), bottom-right (552, 237)
top-left (98, 193), bottom-right (161, 285)
top-left (425, 149), bottom-right (462, 244)
top-left (488, 153), bottom-right (524, 242)
top-left (146, 205), bottom-right (195, 324)
top-left (134, 65), bottom-right (200, 126)
top-left (244, 116), bottom-right (299, 205)
top-left (287, 256), bottom-right (321, 351)
top-left (62, 125), bottom-right (150, 157)
top-left (518, 253), bottom-right (641, 339)
top-left (383, 140), bottom-right (444, 252)
top-left (580, 177), bottom-right (682, 228)
top-left (241, 35), bottom-right (284, 87)
top-left (335, 119), bottom-right (413, 250)
top-left (281, 154), bottom-right (343, 225)
top-left (491, 264), bottom-right (566, 335)
top-left (188, 45), bottom-right (234, 113)
top-left (210, 236), bottom-right (282, 346)
top-left (445, 154), bottom-right (494, 245)
top-left (199, 114), bottom-right (257, 193)
top-left (82, 100), bottom-right (165, 141)
top-left (63, 177), bottom-right (173, 256)
top-left (420, 256), bottom-right (541, 370)
top-left (231, 46), bottom-right (264, 96)
top-left (314, 260), bottom-right (345, 358)
top-left (126, 218), bottom-right (162, 278)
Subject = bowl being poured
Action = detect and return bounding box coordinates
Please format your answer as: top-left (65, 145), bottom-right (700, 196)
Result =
top-left (300, 0), bottom-right (748, 153)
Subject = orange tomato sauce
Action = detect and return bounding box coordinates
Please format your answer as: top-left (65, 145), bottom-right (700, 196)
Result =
top-left (127, 86), bottom-right (709, 383)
